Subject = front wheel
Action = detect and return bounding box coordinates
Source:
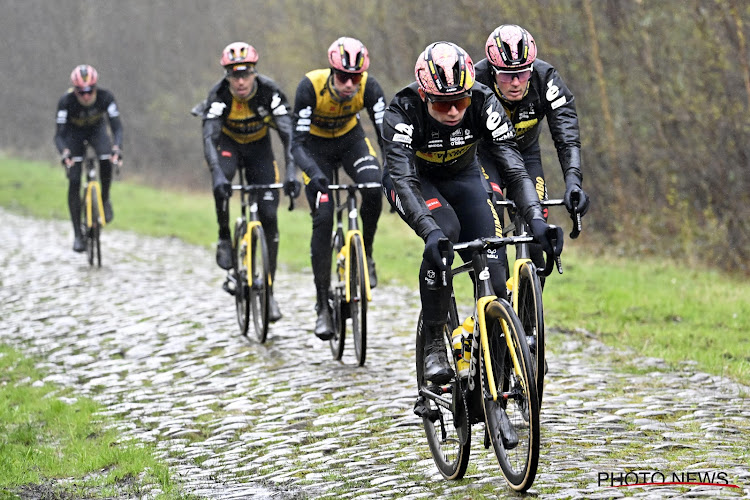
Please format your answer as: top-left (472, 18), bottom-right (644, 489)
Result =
top-left (233, 221), bottom-right (250, 337)
top-left (86, 184), bottom-right (101, 268)
top-left (481, 299), bottom-right (539, 492)
top-left (516, 261), bottom-right (545, 406)
top-left (415, 310), bottom-right (470, 480)
top-left (348, 234), bottom-right (368, 366)
top-left (249, 224), bottom-right (270, 343)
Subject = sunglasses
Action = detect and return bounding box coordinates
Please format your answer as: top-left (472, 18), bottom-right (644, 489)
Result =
top-left (425, 94), bottom-right (472, 113)
top-left (75, 88), bottom-right (95, 96)
top-left (333, 70), bottom-right (363, 85)
top-left (494, 66), bottom-right (533, 84)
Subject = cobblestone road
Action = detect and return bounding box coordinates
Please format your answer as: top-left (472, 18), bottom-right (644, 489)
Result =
top-left (1, 208), bottom-right (749, 499)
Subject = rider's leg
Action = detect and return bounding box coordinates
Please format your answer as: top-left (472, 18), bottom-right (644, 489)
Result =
top-left (305, 180), bottom-right (335, 339)
top-left (214, 139), bottom-right (239, 270)
top-left (66, 162), bottom-right (84, 251)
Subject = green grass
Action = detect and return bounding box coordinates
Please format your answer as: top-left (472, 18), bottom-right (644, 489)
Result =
top-left (0, 346), bottom-right (181, 499)
top-left (2, 154), bottom-right (749, 385)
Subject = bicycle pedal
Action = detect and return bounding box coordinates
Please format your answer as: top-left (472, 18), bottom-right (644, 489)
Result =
top-left (222, 278), bottom-right (237, 296)
top-left (413, 399), bottom-right (441, 422)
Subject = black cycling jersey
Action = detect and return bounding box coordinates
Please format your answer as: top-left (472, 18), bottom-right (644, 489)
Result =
top-left (382, 81), bottom-right (543, 241)
top-left (54, 88), bottom-right (123, 155)
top-left (474, 57), bottom-right (583, 189)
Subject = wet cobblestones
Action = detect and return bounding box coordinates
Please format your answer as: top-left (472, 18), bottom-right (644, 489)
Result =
top-left (1, 208), bottom-right (749, 499)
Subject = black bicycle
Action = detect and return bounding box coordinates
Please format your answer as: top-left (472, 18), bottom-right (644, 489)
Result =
top-left (326, 170), bottom-right (380, 366)
top-left (414, 227), bottom-right (561, 491)
top-left (496, 195), bottom-right (582, 406)
top-left (223, 168), bottom-right (293, 342)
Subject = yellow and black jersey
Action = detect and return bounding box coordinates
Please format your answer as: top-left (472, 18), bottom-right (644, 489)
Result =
top-left (201, 75), bottom-right (294, 171)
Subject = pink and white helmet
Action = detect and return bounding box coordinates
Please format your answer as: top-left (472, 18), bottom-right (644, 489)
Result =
top-left (414, 42), bottom-right (475, 97)
top-left (328, 37), bottom-right (369, 73)
top-left (70, 65), bottom-right (98, 90)
top-left (485, 25), bottom-right (537, 70)
top-left (220, 42), bottom-right (259, 68)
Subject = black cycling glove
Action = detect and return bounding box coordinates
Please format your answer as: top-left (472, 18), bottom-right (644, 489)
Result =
top-left (423, 229), bottom-right (453, 273)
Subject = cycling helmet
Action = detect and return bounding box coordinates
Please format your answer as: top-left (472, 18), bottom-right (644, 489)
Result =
top-left (220, 42), bottom-right (259, 68)
top-left (70, 65), bottom-right (98, 90)
top-left (414, 42), bottom-right (475, 97)
top-left (328, 37), bottom-right (369, 73)
top-left (485, 25), bottom-right (537, 70)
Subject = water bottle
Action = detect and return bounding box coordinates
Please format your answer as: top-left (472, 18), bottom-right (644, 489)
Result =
top-left (451, 316), bottom-right (474, 378)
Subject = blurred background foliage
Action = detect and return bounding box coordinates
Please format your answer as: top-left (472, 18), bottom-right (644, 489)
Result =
top-left (2, 0), bottom-right (748, 273)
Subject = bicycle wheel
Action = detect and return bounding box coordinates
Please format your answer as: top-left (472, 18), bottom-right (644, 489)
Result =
top-left (86, 185), bottom-right (101, 268)
top-left (415, 311), bottom-right (471, 480)
top-left (329, 234), bottom-right (346, 360)
top-left (481, 299), bottom-right (539, 492)
top-left (249, 224), bottom-right (270, 343)
top-left (348, 234), bottom-right (368, 366)
top-left (233, 220), bottom-right (250, 336)
top-left (516, 261), bottom-right (545, 406)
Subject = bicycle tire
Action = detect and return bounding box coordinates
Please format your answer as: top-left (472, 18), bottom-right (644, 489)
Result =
top-left (329, 233), bottom-right (346, 360)
top-left (233, 220), bottom-right (250, 337)
top-left (516, 261), bottom-right (545, 406)
top-left (349, 234), bottom-right (367, 366)
top-left (87, 184), bottom-right (101, 268)
top-left (481, 299), bottom-right (539, 492)
top-left (249, 224), bottom-right (270, 343)
top-left (415, 311), bottom-right (471, 480)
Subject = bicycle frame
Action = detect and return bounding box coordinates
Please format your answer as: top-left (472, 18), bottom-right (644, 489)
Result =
top-left (329, 175), bottom-right (380, 303)
top-left (452, 235), bottom-right (536, 402)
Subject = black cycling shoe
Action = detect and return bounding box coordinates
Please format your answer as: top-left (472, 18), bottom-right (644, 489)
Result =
top-left (423, 324), bottom-right (454, 384)
top-left (216, 238), bottom-right (232, 270)
top-left (268, 294), bottom-right (282, 323)
top-left (73, 235), bottom-right (86, 253)
top-left (314, 303), bottom-right (334, 340)
top-left (103, 200), bottom-right (114, 223)
top-left (367, 256), bottom-right (377, 289)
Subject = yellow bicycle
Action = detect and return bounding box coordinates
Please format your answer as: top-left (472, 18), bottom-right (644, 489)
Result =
top-left (71, 148), bottom-right (110, 267)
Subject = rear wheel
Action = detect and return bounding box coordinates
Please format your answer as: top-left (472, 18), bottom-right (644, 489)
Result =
top-left (415, 310), bottom-right (470, 480)
top-left (233, 221), bottom-right (250, 336)
top-left (516, 261), bottom-right (545, 405)
top-left (348, 234), bottom-right (368, 366)
top-left (481, 299), bottom-right (539, 492)
top-left (249, 224), bottom-right (270, 343)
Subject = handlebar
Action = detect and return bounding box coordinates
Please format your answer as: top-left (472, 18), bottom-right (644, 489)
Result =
top-left (231, 183), bottom-right (295, 211)
top-left (496, 197), bottom-right (583, 240)
top-left (326, 182), bottom-right (382, 192)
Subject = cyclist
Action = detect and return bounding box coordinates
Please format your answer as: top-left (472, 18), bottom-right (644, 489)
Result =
top-left (200, 42), bottom-right (299, 322)
top-left (476, 24), bottom-right (589, 273)
top-left (382, 41), bottom-right (561, 384)
top-left (291, 36), bottom-right (386, 340)
top-left (55, 64), bottom-right (122, 252)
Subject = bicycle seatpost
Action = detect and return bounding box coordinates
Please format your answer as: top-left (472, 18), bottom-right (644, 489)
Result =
top-left (569, 192), bottom-right (583, 240)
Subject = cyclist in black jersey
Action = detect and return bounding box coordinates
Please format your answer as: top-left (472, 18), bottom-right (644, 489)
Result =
top-left (55, 65), bottom-right (122, 252)
top-left (199, 42), bottom-right (299, 322)
top-left (382, 42), bottom-right (562, 384)
top-left (291, 36), bottom-right (386, 340)
top-left (475, 25), bottom-right (589, 274)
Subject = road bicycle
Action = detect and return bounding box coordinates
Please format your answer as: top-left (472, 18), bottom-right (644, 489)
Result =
top-left (223, 169), bottom-right (292, 343)
top-left (326, 169), bottom-right (380, 366)
top-left (71, 147), bottom-right (117, 268)
top-left (496, 195), bottom-right (582, 406)
top-left (414, 228), bottom-right (561, 492)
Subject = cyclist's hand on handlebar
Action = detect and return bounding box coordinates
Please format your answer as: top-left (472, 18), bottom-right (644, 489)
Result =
top-left (60, 150), bottom-right (73, 168)
top-left (423, 229), bottom-right (453, 273)
top-left (284, 178), bottom-right (302, 199)
top-left (307, 175), bottom-right (329, 195)
top-left (529, 218), bottom-right (563, 257)
top-left (211, 167), bottom-right (232, 199)
top-left (564, 183), bottom-right (590, 217)
top-left (110, 147), bottom-right (123, 167)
